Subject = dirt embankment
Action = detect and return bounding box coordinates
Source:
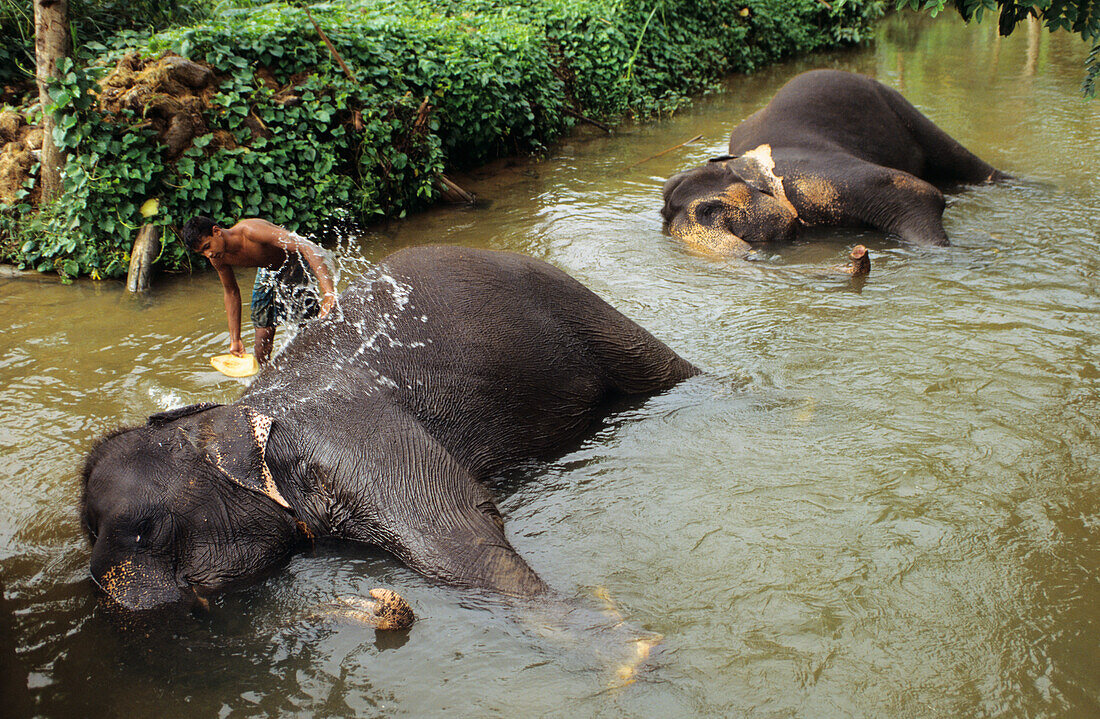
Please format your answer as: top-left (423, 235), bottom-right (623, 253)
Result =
top-left (0, 110), bottom-right (43, 206)
top-left (97, 52), bottom-right (219, 157)
top-left (1, 53), bottom-right (222, 208)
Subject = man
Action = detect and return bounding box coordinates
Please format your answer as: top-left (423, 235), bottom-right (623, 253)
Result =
top-left (181, 216), bottom-right (337, 364)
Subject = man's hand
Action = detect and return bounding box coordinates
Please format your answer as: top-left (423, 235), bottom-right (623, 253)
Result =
top-left (229, 337), bottom-right (246, 357)
top-left (319, 292), bottom-right (336, 318)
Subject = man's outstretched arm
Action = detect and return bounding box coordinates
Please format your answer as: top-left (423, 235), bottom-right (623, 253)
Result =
top-left (214, 262), bottom-right (245, 356)
top-left (281, 233), bottom-right (337, 316)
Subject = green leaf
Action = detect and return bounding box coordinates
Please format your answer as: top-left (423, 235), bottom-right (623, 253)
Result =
top-left (50, 89), bottom-right (73, 107)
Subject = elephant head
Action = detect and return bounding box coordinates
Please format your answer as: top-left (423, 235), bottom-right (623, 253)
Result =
top-left (81, 402), bottom-right (304, 610)
top-left (661, 145), bottom-right (799, 255)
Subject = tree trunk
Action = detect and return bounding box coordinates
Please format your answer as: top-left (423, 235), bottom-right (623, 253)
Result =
top-left (34, 0), bottom-right (71, 203)
top-left (126, 224), bottom-right (161, 292)
top-left (434, 174), bottom-right (476, 204)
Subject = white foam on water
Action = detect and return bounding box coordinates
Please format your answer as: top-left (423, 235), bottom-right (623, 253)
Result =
top-left (148, 386), bottom-right (186, 410)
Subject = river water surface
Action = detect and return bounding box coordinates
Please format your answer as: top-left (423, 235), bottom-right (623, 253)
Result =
top-left (2, 13), bottom-right (1098, 718)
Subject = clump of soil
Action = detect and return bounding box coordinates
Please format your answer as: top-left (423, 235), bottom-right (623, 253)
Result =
top-left (97, 52), bottom-right (219, 157)
top-left (0, 81), bottom-right (34, 108)
top-left (254, 66), bottom-right (307, 106)
top-left (0, 110), bottom-right (26, 143)
top-left (0, 109), bottom-right (41, 207)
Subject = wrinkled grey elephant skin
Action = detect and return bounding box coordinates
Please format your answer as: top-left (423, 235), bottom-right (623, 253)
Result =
top-left (82, 246), bottom-right (699, 611)
top-left (662, 69), bottom-right (1005, 255)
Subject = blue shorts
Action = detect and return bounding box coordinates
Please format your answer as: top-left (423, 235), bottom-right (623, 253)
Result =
top-left (250, 260), bottom-right (320, 329)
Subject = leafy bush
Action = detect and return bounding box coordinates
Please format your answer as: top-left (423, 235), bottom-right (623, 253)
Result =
top-left (0, 0), bottom-right (220, 85)
top-left (1, 0), bottom-right (885, 279)
top-left (540, 0), bottom-right (884, 117)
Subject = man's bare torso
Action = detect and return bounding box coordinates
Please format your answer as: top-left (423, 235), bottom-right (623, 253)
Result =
top-left (213, 219), bottom-right (299, 270)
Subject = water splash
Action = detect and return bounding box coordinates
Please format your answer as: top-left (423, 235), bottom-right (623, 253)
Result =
top-left (147, 386), bottom-right (187, 410)
top-left (259, 224), bottom-right (386, 360)
top-left (242, 232), bottom-right (431, 409)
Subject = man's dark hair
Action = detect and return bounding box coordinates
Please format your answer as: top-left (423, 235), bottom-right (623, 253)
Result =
top-left (181, 216), bottom-right (218, 251)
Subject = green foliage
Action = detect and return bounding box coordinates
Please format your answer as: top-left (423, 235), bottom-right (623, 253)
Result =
top-left (2, 0), bottom-right (884, 278)
top-left (1086, 41), bottom-right (1099, 96)
top-left (0, 0), bottom-right (33, 83)
top-left (0, 0), bottom-right (220, 84)
top-left (3, 56), bottom-right (437, 279)
top-left (536, 0), bottom-right (884, 118)
top-left (898, 0), bottom-right (1100, 95)
top-left (2, 58), bottom-right (159, 280)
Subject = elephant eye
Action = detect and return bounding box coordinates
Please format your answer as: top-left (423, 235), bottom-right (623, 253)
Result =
top-left (131, 517), bottom-right (154, 543)
top-left (695, 201), bottom-right (723, 221)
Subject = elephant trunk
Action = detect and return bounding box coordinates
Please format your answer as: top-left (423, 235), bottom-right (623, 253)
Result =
top-left (669, 214), bottom-right (754, 257)
top-left (89, 545), bottom-right (189, 611)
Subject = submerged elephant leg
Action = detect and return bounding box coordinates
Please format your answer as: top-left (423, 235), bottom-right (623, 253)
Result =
top-left (592, 586), bottom-right (663, 687)
top-left (852, 168), bottom-right (951, 246)
top-left (513, 589), bottom-right (663, 688)
top-left (326, 589), bottom-right (415, 630)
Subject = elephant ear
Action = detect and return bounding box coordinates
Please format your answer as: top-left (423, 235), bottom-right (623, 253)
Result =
top-left (173, 404), bottom-right (291, 509)
top-left (148, 402), bottom-right (222, 427)
top-left (726, 144), bottom-right (798, 217)
top-left (725, 144), bottom-right (782, 195)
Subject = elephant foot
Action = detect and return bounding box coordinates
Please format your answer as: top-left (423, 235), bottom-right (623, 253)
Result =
top-left (835, 244), bottom-right (870, 276)
top-left (591, 585), bottom-right (662, 687)
top-left (330, 588), bottom-right (415, 630)
top-left (611, 634), bottom-right (662, 688)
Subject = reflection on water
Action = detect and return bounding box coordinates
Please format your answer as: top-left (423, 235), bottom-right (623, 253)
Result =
top-left (2, 13), bottom-right (1098, 718)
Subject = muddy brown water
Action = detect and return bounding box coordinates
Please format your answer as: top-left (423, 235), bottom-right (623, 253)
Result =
top-left (2, 13), bottom-right (1099, 718)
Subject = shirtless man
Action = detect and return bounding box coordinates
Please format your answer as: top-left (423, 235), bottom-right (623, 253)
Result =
top-left (181, 216), bottom-right (337, 364)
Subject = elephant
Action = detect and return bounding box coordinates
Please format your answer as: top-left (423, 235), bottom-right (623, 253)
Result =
top-left (82, 246), bottom-right (699, 624)
top-left (662, 69), bottom-right (1005, 258)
